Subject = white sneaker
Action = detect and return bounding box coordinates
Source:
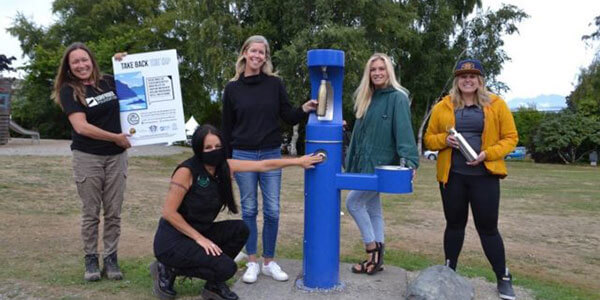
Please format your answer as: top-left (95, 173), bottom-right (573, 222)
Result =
top-left (261, 261), bottom-right (289, 281)
top-left (242, 262), bottom-right (260, 283)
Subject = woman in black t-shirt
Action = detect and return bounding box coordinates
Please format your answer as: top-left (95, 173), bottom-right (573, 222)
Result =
top-left (52, 42), bottom-right (130, 282)
top-left (150, 124), bottom-right (322, 300)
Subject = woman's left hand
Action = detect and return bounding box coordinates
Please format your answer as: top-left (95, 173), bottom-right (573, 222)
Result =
top-left (113, 52), bottom-right (128, 61)
top-left (195, 237), bottom-right (223, 256)
top-left (466, 151), bottom-right (486, 166)
top-left (302, 99), bottom-right (318, 113)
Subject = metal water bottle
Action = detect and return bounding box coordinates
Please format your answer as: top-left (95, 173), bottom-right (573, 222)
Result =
top-left (317, 79), bottom-right (328, 116)
top-left (449, 127), bottom-right (478, 162)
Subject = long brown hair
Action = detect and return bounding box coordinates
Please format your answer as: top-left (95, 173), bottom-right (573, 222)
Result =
top-left (191, 124), bottom-right (237, 214)
top-left (52, 42), bottom-right (103, 109)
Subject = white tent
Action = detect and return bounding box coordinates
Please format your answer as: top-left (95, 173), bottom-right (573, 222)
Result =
top-left (185, 116), bottom-right (199, 137)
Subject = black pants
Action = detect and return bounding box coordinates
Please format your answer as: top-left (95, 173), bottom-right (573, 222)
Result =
top-left (440, 172), bottom-right (506, 278)
top-left (157, 220), bottom-right (249, 282)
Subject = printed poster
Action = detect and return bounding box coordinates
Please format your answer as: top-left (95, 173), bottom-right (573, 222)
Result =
top-left (112, 49), bottom-right (186, 146)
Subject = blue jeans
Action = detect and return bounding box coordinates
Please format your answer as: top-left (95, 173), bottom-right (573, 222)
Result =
top-left (232, 148), bottom-right (282, 258)
top-left (345, 190), bottom-right (384, 244)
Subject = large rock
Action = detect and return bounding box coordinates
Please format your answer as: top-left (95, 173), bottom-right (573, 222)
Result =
top-left (406, 265), bottom-right (474, 300)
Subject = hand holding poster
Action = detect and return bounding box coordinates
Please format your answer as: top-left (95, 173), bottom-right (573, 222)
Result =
top-left (112, 49), bottom-right (186, 146)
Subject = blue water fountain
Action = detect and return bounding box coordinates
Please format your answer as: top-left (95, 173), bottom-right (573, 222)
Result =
top-left (298, 49), bottom-right (413, 290)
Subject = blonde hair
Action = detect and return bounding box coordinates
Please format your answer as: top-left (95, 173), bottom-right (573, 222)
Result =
top-left (230, 35), bottom-right (278, 81)
top-left (353, 53), bottom-right (409, 119)
top-left (449, 75), bottom-right (490, 109)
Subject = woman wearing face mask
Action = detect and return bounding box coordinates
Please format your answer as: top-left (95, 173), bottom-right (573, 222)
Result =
top-left (52, 42), bottom-right (130, 282)
top-left (221, 35), bottom-right (317, 283)
top-left (424, 59), bottom-right (518, 300)
top-left (345, 53), bottom-right (419, 275)
top-left (150, 124), bottom-right (322, 300)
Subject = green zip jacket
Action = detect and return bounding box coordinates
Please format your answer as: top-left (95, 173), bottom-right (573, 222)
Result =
top-left (345, 87), bottom-right (419, 174)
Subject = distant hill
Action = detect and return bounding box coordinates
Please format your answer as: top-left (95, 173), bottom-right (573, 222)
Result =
top-left (507, 94), bottom-right (566, 112)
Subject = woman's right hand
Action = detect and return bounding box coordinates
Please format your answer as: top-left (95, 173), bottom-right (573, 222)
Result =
top-left (196, 237), bottom-right (222, 256)
top-left (298, 153), bottom-right (324, 169)
top-left (446, 134), bottom-right (459, 149)
top-left (114, 133), bottom-right (132, 149)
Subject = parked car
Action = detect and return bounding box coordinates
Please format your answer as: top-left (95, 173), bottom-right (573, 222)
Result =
top-left (505, 146), bottom-right (526, 160)
top-left (424, 150), bottom-right (438, 160)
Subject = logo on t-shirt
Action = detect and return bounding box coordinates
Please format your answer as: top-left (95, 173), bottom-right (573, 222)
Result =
top-left (85, 91), bottom-right (117, 107)
top-left (197, 176), bottom-right (210, 188)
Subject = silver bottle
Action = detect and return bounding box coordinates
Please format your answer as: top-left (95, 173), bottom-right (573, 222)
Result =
top-left (448, 127), bottom-right (478, 162)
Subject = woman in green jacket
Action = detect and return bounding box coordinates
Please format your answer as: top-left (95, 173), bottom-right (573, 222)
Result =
top-left (345, 53), bottom-right (419, 275)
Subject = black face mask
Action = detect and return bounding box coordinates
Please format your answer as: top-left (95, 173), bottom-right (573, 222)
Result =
top-left (203, 148), bottom-right (225, 166)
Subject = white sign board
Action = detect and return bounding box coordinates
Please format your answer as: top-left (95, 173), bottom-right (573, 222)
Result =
top-left (112, 49), bottom-right (186, 146)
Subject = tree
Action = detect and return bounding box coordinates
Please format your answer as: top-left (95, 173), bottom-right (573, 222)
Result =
top-left (8, 0), bottom-right (527, 143)
top-left (512, 105), bottom-right (543, 148)
top-left (532, 111), bottom-right (600, 164)
top-left (567, 60), bottom-right (600, 116)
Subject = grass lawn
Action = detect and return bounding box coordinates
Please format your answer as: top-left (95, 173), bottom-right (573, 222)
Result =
top-left (0, 153), bottom-right (598, 299)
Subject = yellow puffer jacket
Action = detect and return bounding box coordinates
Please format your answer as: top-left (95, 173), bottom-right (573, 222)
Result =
top-left (424, 93), bottom-right (518, 183)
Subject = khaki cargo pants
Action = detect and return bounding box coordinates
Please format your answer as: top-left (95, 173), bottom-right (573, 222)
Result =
top-left (72, 150), bottom-right (127, 257)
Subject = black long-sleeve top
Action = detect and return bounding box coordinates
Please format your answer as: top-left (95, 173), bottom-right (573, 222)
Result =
top-left (221, 72), bottom-right (306, 157)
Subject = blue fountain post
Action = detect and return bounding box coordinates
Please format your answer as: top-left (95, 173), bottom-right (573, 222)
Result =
top-left (301, 49), bottom-right (413, 290)
top-left (302, 49), bottom-right (345, 289)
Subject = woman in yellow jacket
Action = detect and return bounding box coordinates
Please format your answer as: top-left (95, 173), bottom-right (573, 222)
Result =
top-left (424, 59), bottom-right (518, 300)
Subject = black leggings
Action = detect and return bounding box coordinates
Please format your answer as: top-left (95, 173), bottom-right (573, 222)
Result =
top-left (440, 172), bottom-right (506, 278)
top-left (157, 220), bottom-right (249, 283)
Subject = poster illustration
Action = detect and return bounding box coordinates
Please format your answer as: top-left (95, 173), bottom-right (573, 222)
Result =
top-left (112, 49), bottom-right (186, 146)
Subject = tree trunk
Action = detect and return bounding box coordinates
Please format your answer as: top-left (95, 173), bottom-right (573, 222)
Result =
top-left (557, 151), bottom-right (570, 164)
top-left (417, 102), bottom-right (433, 155)
top-left (290, 124), bottom-right (298, 156)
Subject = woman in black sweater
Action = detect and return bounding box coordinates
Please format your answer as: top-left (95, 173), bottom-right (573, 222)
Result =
top-left (221, 35), bottom-right (316, 284)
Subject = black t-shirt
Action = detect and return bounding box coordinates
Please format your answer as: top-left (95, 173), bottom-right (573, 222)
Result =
top-left (60, 75), bottom-right (125, 155)
top-left (153, 156), bottom-right (224, 255)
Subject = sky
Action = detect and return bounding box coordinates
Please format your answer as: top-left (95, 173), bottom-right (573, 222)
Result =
top-left (2, 0), bottom-right (600, 102)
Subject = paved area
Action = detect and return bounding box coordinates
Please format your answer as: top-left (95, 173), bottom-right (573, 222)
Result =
top-left (0, 138), bottom-right (189, 157)
top-left (232, 258), bottom-right (408, 300)
top-left (232, 258), bottom-right (535, 300)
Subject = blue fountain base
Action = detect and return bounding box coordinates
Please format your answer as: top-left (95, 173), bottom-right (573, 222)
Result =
top-left (295, 277), bottom-right (346, 293)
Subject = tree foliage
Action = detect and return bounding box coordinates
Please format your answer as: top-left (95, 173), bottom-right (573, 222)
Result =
top-left (512, 105), bottom-right (543, 148)
top-left (8, 0), bottom-right (527, 143)
top-left (567, 60), bottom-right (600, 117)
top-left (533, 111), bottom-right (600, 164)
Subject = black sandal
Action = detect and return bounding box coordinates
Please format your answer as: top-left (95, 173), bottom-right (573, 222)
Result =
top-left (366, 242), bottom-right (384, 275)
top-left (351, 246), bottom-right (378, 273)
